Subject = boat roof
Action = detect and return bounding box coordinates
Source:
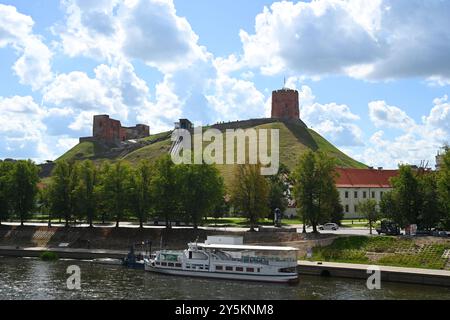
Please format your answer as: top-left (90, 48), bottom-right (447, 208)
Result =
top-left (193, 243), bottom-right (298, 251)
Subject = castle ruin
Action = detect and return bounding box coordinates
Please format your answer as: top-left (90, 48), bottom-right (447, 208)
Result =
top-left (80, 115), bottom-right (150, 146)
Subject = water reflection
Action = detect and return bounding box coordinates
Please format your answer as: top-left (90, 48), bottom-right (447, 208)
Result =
top-left (0, 257), bottom-right (449, 300)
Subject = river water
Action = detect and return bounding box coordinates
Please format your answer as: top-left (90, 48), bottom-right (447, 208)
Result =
top-left (0, 257), bottom-right (449, 300)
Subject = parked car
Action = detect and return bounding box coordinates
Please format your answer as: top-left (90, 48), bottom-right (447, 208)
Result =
top-left (318, 223), bottom-right (339, 231)
top-left (376, 220), bottom-right (401, 236)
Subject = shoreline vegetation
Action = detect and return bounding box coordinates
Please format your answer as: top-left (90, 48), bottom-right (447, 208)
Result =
top-left (308, 236), bottom-right (450, 270)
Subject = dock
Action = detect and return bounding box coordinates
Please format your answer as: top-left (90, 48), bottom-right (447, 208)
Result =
top-left (297, 260), bottom-right (450, 287)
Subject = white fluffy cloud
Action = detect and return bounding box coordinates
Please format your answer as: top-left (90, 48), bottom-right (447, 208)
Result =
top-left (356, 97), bottom-right (450, 168)
top-left (0, 4), bottom-right (53, 90)
top-left (369, 100), bottom-right (416, 131)
top-left (54, 0), bottom-right (207, 72)
top-left (239, 0), bottom-right (450, 82)
top-left (293, 84), bottom-right (363, 146)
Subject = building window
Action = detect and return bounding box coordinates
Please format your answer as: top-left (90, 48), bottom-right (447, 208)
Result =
top-left (225, 266), bottom-right (233, 271)
top-left (354, 205), bottom-right (358, 213)
top-left (354, 191), bottom-right (358, 198)
top-left (345, 205), bottom-right (349, 213)
top-left (216, 265), bottom-right (223, 271)
top-left (380, 191), bottom-right (384, 199)
top-left (363, 191), bottom-right (367, 198)
top-left (345, 191), bottom-right (349, 199)
top-left (372, 192), bottom-right (375, 198)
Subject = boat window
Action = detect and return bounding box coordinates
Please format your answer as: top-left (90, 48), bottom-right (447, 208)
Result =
top-left (257, 268), bottom-right (260, 272)
top-left (189, 251), bottom-right (192, 259)
top-left (246, 267), bottom-right (254, 272)
top-left (190, 251), bottom-right (208, 260)
top-left (175, 263), bottom-right (182, 268)
top-left (225, 266), bottom-right (233, 271)
top-left (168, 263), bottom-right (174, 267)
top-left (186, 265), bottom-right (190, 269)
top-left (216, 266), bottom-right (223, 271)
top-left (155, 262), bottom-right (160, 266)
top-left (161, 262), bottom-right (167, 266)
top-left (236, 267), bottom-right (244, 272)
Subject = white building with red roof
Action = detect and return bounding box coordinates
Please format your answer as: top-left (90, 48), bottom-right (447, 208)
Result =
top-left (335, 167), bottom-right (399, 219)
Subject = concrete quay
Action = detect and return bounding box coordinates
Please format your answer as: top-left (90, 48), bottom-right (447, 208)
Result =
top-left (297, 260), bottom-right (450, 287)
top-left (0, 246), bottom-right (126, 260)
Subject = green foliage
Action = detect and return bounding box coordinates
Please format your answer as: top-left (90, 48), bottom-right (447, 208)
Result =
top-left (99, 161), bottom-right (132, 228)
top-left (230, 164), bottom-right (270, 231)
top-left (310, 236), bottom-right (449, 269)
top-left (358, 199), bottom-right (379, 234)
top-left (0, 161), bottom-right (14, 223)
top-left (9, 160), bottom-right (40, 225)
top-left (40, 251), bottom-right (59, 261)
top-left (292, 151), bottom-right (342, 232)
top-left (128, 160), bottom-right (153, 228)
top-left (437, 148), bottom-right (450, 229)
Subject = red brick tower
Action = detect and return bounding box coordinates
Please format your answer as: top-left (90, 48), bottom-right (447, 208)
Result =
top-left (271, 88), bottom-right (300, 120)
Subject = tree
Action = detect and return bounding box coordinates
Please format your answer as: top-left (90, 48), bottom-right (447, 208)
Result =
top-left (437, 148), bottom-right (450, 229)
top-left (359, 199), bottom-right (379, 235)
top-left (129, 160), bottom-right (153, 228)
top-left (390, 165), bottom-right (422, 227)
top-left (48, 161), bottom-right (78, 227)
top-left (379, 190), bottom-right (399, 224)
top-left (101, 161), bottom-right (131, 228)
top-left (328, 188), bottom-right (344, 226)
top-left (268, 174), bottom-right (288, 220)
top-left (178, 163), bottom-right (224, 229)
top-left (417, 172), bottom-right (441, 230)
top-left (151, 155), bottom-right (181, 229)
top-left (230, 163), bottom-right (270, 231)
top-left (74, 161), bottom-right (98, 228)
top-left (9, 160), bottom-right (40, 226)
top-left (292, 151), bottom-right (340, 233)
top-left (0, 161), bottom-right (13, 224)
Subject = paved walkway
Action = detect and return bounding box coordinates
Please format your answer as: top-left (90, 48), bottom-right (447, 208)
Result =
top-left (1, 222), bottom-right (372, 235)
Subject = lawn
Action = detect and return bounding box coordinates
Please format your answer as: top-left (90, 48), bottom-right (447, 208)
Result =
top-left (308, 236), bottom-right (450, 270)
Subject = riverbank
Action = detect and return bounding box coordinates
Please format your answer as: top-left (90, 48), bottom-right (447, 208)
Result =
top-left (1, 245), bottom-right (449, 287)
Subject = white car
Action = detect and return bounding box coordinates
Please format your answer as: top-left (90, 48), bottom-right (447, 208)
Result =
top-left (318, 223), bottom-right (339, 231)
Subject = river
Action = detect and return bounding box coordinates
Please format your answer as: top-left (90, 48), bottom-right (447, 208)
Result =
top-left (0, 257), bottom-right (449, 300)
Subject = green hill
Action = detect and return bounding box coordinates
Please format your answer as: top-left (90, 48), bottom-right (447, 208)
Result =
top-left (56, 119), bottom-right (366, 186)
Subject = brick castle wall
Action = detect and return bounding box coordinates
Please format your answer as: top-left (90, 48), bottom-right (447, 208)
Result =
top-left (271, 89), bottom-right (300, 120)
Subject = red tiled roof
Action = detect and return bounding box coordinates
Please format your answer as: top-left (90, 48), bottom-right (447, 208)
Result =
top-left (335, 168), bottom-right (398, 188)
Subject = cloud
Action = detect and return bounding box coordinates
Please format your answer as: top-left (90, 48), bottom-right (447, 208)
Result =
top-left (54, 0), bottom-right (207, 72)
top-left (42, 59), bottom-right (149, 134)
top-left (293, 84), bottom-right (363, 146)
top-left (238, 0), bottom-right (450, 83)
top-left (357, 96), bottom-right (450, 168)
top-left (0, 4), bottom-right (53, 90)
top-left (368, 100), bottom-right (416, 130)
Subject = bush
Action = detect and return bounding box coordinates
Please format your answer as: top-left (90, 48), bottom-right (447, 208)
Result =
top-left (40, 251), bottom-right (59, 261)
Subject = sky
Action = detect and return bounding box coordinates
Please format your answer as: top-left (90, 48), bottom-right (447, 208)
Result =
top-left (0, 0), bottom-right (449, 168)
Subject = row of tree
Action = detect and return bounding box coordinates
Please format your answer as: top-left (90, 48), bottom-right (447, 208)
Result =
top-left (40, 156), bottom-right (226, 228)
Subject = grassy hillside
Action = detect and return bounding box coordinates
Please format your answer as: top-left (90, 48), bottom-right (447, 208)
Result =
top-left (56, 119), bottom-right (366, 186)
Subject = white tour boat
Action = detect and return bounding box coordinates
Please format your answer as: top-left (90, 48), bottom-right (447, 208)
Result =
top-left (144, 236), bottom-right (299, 283)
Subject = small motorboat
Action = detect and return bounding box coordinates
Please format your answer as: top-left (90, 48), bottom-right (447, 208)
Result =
top-left (122, 241), bottom-right (152, 269)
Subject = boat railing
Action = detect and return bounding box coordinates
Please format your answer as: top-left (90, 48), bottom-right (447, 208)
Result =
top-left (212, 256), bottom-right (296, 265)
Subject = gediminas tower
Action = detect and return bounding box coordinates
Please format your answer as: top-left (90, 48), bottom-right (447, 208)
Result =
top-left (271, 87), bottom-right (300, 120)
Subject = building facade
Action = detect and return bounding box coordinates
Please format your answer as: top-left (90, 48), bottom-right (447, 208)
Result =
top-left (335, 168), bottom-right (398, 219)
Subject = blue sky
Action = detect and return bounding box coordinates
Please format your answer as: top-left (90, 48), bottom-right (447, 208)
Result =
top-left (0, 0), bottom-right (449, 168)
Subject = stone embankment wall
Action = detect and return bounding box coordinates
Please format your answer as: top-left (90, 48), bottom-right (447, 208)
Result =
top-left (0, 226), bottom-right (334, 253)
